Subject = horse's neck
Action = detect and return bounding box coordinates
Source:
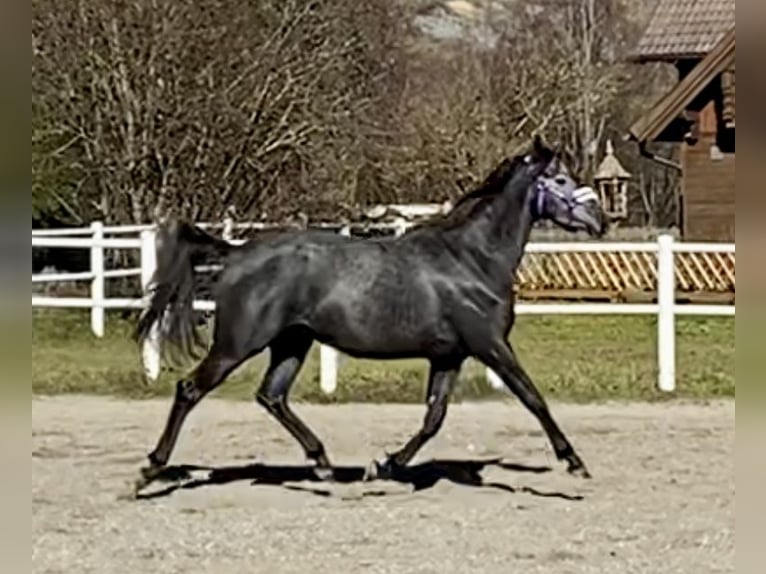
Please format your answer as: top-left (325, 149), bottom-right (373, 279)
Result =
top-left (488, 187), bottom-right (535, 285)
top-left (452, 183), bottom-right (535, 291)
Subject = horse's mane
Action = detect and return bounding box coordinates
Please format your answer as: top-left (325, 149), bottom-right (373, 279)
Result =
top-left (411, 154), bottom-right (526, 232)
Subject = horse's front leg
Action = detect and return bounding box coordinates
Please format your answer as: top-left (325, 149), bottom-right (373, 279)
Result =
top-left (477, 340), bottom-right (590, 478)
top-left (366, 358), bottom-right (462, 480)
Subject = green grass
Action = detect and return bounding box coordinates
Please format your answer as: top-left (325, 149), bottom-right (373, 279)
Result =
top-left (31, 309), bottom-right (734, 403)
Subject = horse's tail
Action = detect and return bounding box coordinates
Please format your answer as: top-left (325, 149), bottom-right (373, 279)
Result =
top-left (134, 219), bottom-right (235, 366)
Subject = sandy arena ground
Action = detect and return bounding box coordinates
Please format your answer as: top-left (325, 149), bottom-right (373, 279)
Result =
top-left (32, 395), bottom-right (734, 574)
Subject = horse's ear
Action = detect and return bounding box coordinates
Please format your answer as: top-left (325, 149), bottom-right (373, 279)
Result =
top-left (531, 134), bottom-right (553, 163)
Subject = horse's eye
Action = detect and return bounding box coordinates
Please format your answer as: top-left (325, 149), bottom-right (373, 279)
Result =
top-left (555, 176), bottom-right (567, 185)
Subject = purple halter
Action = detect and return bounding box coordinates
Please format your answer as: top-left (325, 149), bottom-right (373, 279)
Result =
top-left (532, 179), bottom-right (599, 220)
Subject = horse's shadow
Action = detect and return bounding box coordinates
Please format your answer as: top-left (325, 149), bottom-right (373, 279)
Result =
top-left (134, 457), bottom-right (585, 502)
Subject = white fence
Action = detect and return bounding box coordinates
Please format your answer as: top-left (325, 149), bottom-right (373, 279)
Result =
top-left (32, 222), bottom-right (735, 394)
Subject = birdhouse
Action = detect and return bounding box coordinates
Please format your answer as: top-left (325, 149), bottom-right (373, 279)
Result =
top-left (594, 140), bottom-right (631, 221)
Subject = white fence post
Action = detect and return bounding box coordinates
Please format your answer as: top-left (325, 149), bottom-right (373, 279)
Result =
top-left (140, 229), bottom-right (161, 382)
top-left (222, 214), bottom-right (234, 241)
top-left (90, 221), bottom-right (105, 337)
top-left (657, 234), bottom-right (676, 392)
top-left (486, 367), bottom-right (505, 390)
top-left (393, 217), bottom-right (408, 237)
top-left (319, 345), bottom-right (338, 395)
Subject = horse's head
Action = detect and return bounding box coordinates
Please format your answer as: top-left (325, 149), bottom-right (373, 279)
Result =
top-left (523, 136), bottom-right (609, 238)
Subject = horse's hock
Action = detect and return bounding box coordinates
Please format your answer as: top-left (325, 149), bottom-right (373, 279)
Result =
top-left (515, 250), bottom-right (735, 304)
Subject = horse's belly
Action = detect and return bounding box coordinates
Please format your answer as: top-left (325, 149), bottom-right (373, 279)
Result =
top-left (311, 304), bottom-right (457, 359)
top-left (307, 267), bottom-right (457, 358)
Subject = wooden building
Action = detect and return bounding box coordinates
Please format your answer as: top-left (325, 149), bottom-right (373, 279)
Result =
top-left (627, 0), bottom-right (735, 241)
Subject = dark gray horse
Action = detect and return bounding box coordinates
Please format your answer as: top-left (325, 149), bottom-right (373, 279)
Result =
top-left (134, 136), bottom-right (608, 493)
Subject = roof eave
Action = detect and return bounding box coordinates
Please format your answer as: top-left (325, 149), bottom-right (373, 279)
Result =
top-left (627, 27), bottom-right (735, 144)
top-left (627, 51), bottom-right (710, 64)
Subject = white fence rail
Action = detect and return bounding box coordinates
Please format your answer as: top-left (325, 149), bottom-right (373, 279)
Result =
top-left (32, 222), bottom-right (735, 394)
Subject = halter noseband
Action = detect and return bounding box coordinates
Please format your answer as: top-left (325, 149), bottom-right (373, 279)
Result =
top-left (532, 180), bottom-right (598, 220)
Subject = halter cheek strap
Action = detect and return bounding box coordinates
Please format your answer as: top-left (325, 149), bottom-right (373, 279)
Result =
top-left (532, 180), bottom-right (547, 220)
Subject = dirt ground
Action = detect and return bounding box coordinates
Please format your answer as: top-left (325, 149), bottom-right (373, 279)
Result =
top-left (32, 396), bottom-right (734, 574)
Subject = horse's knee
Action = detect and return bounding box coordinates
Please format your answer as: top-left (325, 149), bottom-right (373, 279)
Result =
top-left (176, 379), bottom-right (203, 404)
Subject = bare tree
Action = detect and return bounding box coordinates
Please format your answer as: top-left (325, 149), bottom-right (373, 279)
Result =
top-left (32, 0), bottom-right (404, 224)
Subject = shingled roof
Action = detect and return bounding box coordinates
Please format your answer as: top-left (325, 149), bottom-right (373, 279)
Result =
top-left (630, 0), bottom-right (734, 62)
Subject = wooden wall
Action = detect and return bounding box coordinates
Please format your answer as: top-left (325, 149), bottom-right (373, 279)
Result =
top-left (681, 101), bottom-right (735, 241)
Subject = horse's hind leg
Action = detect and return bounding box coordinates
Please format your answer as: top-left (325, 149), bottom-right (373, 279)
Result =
top-left (136, 346), bottom-right (243, 491)
top-left (256, 330), bottom-right (332, 479)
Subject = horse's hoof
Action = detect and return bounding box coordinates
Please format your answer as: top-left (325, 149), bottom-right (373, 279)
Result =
top-left (364, 457), bottom-right (394, 481)
top-left (362, 460), bottom-right (378, 482)
top-left (566, 457), bottom-right (592, 479)
top-left (133, 464), bottom-right (164, 494)
top-left (312, 464), bottom-right (335, 482)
